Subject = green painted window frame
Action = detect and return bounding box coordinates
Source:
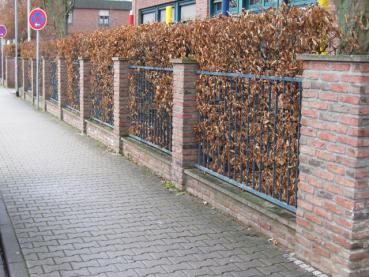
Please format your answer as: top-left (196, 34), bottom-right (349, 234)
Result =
top-left (209, 0), bottom-right (317, 17)
top-left (210, 0), bottom-right (243, 16)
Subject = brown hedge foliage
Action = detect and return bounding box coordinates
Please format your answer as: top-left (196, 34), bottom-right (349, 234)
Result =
top-left (19, 5), bottom-right (338, 95)
top-left (17, 5), bottom-right (340, 204)
top-left (4, 44), bottom-right (15, 57)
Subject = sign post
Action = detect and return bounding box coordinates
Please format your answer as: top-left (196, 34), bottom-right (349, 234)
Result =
top-left (0, 25), bottom-right (7, 86)
top-left (29, 8), bottom-right (47, 110)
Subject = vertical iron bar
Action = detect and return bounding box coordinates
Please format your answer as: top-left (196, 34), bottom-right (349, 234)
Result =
top-left (278, 80), bottom-right (287, 201)
top-left (258, 81), bottom-right (264, 192)
top-left (245, 78), bottom-right (251, 187)
top-left (272, 80), bottom-right (279, 198)
top-left (228, 78), bottom-right (232, 178)
top-left (295, 81), bottom-right (303, 207)
top-left (252, 81), bottom-right (258, 190)
top-left (234, 78), bottom-right (238, 180)
top-left (265, 82), bottom-right (272, 195)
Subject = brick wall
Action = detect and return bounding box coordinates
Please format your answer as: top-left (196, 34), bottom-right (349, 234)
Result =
top-left (296, 55), bottom-right (369, 277)
top-left (133, 0), bottom-right (209, 24)
top-left (5, 57), bottom-right (15, 88)
top-left (68, 9), bottom-right (130, 34)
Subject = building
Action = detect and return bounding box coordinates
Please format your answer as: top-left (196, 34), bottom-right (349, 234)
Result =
top-left (133, 0), bottom-right (317, 25)
top-left (68, 0), bottom-right (132, 34)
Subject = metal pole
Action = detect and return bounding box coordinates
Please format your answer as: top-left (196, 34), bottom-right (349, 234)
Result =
top-left (15, 0), bottom-right (19, 97)
top-left (27, 0), bottom-right (31, 41)
top-left (36, 31), bottom-right (39, 109)
top-left (222, 0), bottom-right (230, 16)
top-left (1, 39), bottom-right (3, 86)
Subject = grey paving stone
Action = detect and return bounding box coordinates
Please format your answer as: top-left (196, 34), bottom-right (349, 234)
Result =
top-left (0, 89), bottom-right (315, 277)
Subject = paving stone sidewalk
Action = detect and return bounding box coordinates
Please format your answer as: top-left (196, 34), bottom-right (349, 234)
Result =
top-left (0, 89), bottom-right (313, 277)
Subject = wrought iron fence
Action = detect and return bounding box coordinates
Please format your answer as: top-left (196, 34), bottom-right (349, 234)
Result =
top-left (65, 60), bottom-right (80, 112)
top-left (49, 60), bottom-right (58, 102)
top-left (91, 64), bottom-right (114, 127)
top-left (195, 71), bottom-right (302, 212)
top-left (128, 65), bottom-right (173, 154)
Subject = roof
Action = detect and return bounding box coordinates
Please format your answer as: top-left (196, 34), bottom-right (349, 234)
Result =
top-left (74, 0), bottom-right (132, 10)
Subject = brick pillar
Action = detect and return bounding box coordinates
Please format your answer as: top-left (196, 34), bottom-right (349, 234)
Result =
top-left (42, 57), bottom-right (51, 111)
top-left (296, 55), bottom-right (369, 277)
top-left (79, 57), bottom-right (92, 133)
top-left (5, 57), bottom-right (15, 89)
top-left (57, 58), bottom-right (66, 120)
top-left (170, 58), bottom-right (199, 190)
top-left (5, 57), bottom-right (9, 88)
top-left (112, 57), bottom-right (130, 153)
top-left (21, 58), bottom-right (25, 99)
top-left (31, 59), bottom-right (36, 103)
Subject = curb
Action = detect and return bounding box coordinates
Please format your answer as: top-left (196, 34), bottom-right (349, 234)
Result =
top-left (0, 195), bottom-right (29, 277)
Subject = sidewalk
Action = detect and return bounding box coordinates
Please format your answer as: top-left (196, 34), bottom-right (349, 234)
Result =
top-left (0, 88), bottom-right (313, 277)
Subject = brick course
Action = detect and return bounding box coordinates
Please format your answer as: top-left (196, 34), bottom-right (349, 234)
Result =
top-left (113, 58), bottom-right (130, 153)
top-left (171, 59), bottom-right (199, 189)
top-left (79, 58), bottom-right (92, 132)
top-left (5, 57), bottom-right (15, 88)
top-left (57, 58), bottom-right (67, 120)
top-left (296, 55), bottom-right (369, 277)
top-left (42, 57), bottom-right (51, 111)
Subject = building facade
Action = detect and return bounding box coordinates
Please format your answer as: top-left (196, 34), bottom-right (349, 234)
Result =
top-left (68, 0), bottom-right (132, 34)
top-left (133, 0), bottom-right (317, 25)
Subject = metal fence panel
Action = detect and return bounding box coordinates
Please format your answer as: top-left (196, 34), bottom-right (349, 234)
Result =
top-left (91, 64), bottom-right (114, 127)
top-left (128, 65), bottom-right (173, 154)
top-left (195, 71), bottom-right (302, 212)
top-left (49, 60), bottom-right (58, 102)
top-left (65, 60), bottom-right (80, 112)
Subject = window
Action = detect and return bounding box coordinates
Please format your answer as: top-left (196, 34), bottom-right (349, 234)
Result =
top-left (139, 0), bottom-right (195, 24)
top-left (142, 11), bottom-right (156, 24)
top-left (99, 10), bottom-right (110, 27)
top-left (211, 0), bottom-right (222, 16)
top-left (288, 0), bottom-right (317, 7)
top-left (68, 11), bottom-right (73, 24)
top-left (159, 7), bottom-right (176, 23)
top-left (246, 0), bottom-right (279, 11)
top-left (179, 3), bottom-right (196, 21)
top-left (210, 0), bottom-right (317, 16)
top-left (210, 0), bottom-right (242, 16)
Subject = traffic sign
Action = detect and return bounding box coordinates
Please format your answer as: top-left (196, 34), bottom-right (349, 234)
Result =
top-left (0, 25), bottom-right (7, 38)
top-left (29, 8), bottom-right (47, 31)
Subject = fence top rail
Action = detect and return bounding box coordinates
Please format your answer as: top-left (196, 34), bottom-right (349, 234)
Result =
top-left (128, 65), bottom-right (173, 72)
top-left (197, 70), bottom-right (302, 83)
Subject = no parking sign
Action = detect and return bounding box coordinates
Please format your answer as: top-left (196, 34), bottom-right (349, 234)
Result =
top-left (29, 8), bottom-right (47, 31)
top-left (29, 8), bottom-right (47, 110)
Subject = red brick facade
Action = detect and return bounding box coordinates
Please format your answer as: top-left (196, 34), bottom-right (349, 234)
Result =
top-left (297, 55), bottom-right (369, 277)
top-left (68, 9), bottom-right (130, 34)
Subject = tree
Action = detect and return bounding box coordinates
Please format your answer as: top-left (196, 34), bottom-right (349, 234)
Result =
top-left (43, 0), bottom-right (75, 37)
top-left (333, 0), bottom-right (369, 54)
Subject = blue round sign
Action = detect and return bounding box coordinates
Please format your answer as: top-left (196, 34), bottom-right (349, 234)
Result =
top-left (29, 8), bottom-right (47, 31)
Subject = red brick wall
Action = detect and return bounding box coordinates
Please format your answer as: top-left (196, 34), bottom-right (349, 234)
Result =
top-left (68, 9), bottom-right (130, 34)
top-left (5, 57), bottom-right (15, 88)
top-left (133, 0), bottom-right (209, 24)
top-left (296, 55), bottom-right (369, 277)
